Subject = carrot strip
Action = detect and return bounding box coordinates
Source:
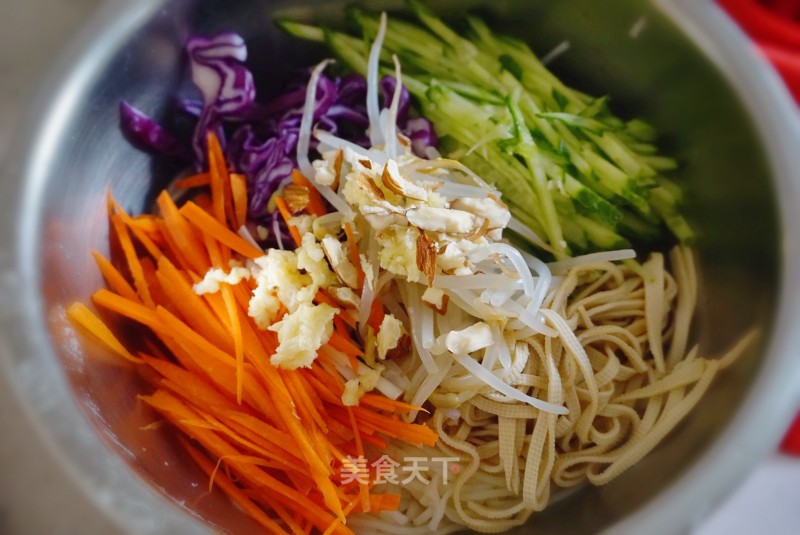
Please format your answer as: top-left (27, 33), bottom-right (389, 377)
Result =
top-left (231, 173), bottom-right (248, 230)
top-left (148, 391), bottom-right (352, 534)
top-left (207, 131), bottom-right (231, 226)
top-left (143, 354), bottom-right (237, 406)
top-left (180, 201), bottom-right (265, 260)
top-left (367, 298), bottom-right (385, 333)
top-left (181, 440), bottom-right (291, 535)
top-left (155, 218), bottom-right (192, 271)
top-left (283, 370), bottom-right (329, 434)
top-left (191, 419), bottom-right (306, 476)
top-left (91, 250), bottom-right (139, 303)
top-left (346, 407), bottom-right (371, 513)
top-left (156, 191), bottom-right (210, 275)
top-left (327, 330), bottom-right (365, 358)
top-left (111, 214), bottom-right (154, 307)
top-left (126, 214), bottom-right (162, 236)
top-left (274, 197), bottom-right (303, 246)
top-left (112, 201), bottom-right (164, 261)
top-left (92, 289), bottom-right (160, 329)
top-left (205, 234), bottom-right (245, 404)
top-left (343, 223), bottom-right (365, 288)
top-left (139, 257), bottom-right (174, 315)
top-left (220, 411), bottom-right (303, 462)
top-left (66, 303), bottom-right (142, 364)
top-left (173, 172), bottom-right (210, 189)
top-left (301, 370), bottom-right (342, 406)
top-left (360, 393), bottom-right (425, 415)
top-left (154, 256), bottom-right (232, 353)
top-left (222, 283), bottom-right (245, 404)
top-left (291, 169), bottom-right (327, 216)
top-left (154, 305), bottom-right (341, 517)
top-left (352, 406), bottom-right (439, 446)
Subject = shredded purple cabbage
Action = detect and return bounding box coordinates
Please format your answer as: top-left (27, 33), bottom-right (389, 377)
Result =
top-left (118, 32), bottom-right (438, 230)
top-left (185, 33), bottom-right (256, 162)
top-left (118, 101), bottom-right (184, 156)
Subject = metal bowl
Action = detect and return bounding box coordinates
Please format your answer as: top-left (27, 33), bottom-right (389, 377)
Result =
top-left (1, 0), bottom-right (799, 533)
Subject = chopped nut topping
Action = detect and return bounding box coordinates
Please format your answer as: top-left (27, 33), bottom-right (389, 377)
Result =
top-left (321, 235), bottom-right (359, 288)
top-left (283, 184), bottom-right (310, 214)
top-left (364, 212), bottom-right (408, 230)
top-left (451, 195), bottom-right (511, 229)
top-left (416, 231), bottom-right (438, 286)
top-left (331, 148), bottom-right (344, 191)
top-left (358, 173), bottom-right (386, 201)
top-left (381, 160), bottom-right (428, 201)
top-left (422, 286), bottom-right (449, 315)
top-left (406, 206), bottom-right (477, 234)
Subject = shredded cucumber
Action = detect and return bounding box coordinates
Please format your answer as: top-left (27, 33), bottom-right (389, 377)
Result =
top-left (278, 1), bottom-right (695, 257)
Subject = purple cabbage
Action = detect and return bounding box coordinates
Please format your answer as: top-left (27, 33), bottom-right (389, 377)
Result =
top-left (380, 76), bottom-right (410, 128)
top-left (118, 101), bottom-right (184, 156)
top-left (186, 32), bottom-right (256, 162)
top-left (406, 117), bottom-right (439, 158)
top-left (118, 32), bottom-right (439, 229)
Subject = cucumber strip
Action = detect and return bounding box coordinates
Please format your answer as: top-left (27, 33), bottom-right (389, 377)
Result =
top-left (505, 95), bottom-right (568, 258)
top-left (274, 20), bottom-right (326, 42)
top-left (323, 29), bottom-right (369, 74)
top-left (562, 174), bottom-right (622, 226)
top-left (537, 112), bottom-right (614, 134)
top-left (573, 214), bottom-right (631, 250)
top-left (617, 210), bottom-right (663, 242)
top-left (585, 131), bottom-right (654, 178)
top-left (283, 5), bottom-right (693, 253)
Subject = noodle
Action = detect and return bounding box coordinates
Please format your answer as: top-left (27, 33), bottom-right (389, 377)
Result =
top-left (363, 246), bottom-right (751, 533)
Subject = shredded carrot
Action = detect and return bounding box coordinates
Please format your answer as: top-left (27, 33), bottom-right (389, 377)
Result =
top-left (154, 256), bottom-right (232, 353)
top-left (156, 191), bottom-right (210, 274)
top-left (328, 330), bottom-right (365, 358)
top-left (360, 394), bottom-right (426, 415)
top-left (173, 172), bottom-right (210, 189)
top-left (342, 223), bottom-right (365, 288)
top-left (66, 303), bottom-right (142, 364)
top-left (207, 131), bottom-right (234, 227)
top-left (346, 407), bottom-right (371, 513)
top-left (367, 297), bottom-right (385, 333)
top-left (180, 201), bottom-right (264, 260)
top-left (230, 173), bottom-right (248, 229)
top-left (111, 214), bottom-right (154, 307)
top-left (205, 234), bottom-right (245, 404)
top-left (274, 196), bottom-right (303, 246)
top-left (182, 440), bottom-right (292, 535)
top-left (112, 201), bottom-right (164, 261)
top-left (68, 138), bottom-right (442, 532)
top-left (91, 250), bottom-right (139, 303)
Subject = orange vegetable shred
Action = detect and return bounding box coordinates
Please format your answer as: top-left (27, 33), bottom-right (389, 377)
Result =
top-left (69, 132), bottom-right (438, 534)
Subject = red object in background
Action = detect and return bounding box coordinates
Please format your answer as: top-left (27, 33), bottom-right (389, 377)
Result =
top-left (719, 0), bottom-right (800, 102)
top-left (720, 0), bottom-right (800, 455)
top-left (782, 413), bottom-right (800, 454)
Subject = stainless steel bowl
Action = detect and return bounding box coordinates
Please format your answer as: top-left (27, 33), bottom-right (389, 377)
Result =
top-left (1, 0), bottom-right (799, 533)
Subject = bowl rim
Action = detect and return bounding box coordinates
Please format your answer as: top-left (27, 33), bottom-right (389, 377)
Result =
top-left (0, 1), bottom-right (799, 534)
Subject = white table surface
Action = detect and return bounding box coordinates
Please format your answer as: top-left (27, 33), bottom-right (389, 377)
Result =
top-left (0, 1), bottom-right (798, 534)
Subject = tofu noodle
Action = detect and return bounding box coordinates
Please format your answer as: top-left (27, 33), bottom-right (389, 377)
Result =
top-left (346, 248), bottom-right (753, 533)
